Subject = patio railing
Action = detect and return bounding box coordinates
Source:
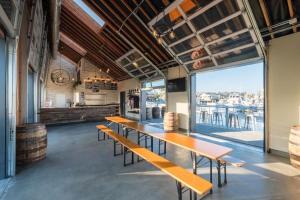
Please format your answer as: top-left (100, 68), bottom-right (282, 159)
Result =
top-left (196, 104), bottom-right (264, 131)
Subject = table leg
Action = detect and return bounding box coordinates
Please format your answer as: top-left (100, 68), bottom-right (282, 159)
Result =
top-left (151, 136), bottom-right (154, 152)
top-left (217, 160), bottom-right (222, 187)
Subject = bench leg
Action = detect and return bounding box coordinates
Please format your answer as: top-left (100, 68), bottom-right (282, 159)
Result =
top-left (137, 132), bottom-right (143, 162)
top-left (158, 140), bottom-right (167, 155)
top-left (97, 130), bottom-right (106, 141)
top-left (175, 181), bottom-right (183, 200)
top-left (151, 136), bottom-right (154, 152)
top-left (210, 159), bottom-right (213, 194)
top-left (224, 163), bottom-right (227, 184)
top-left (113, 140), bottom-right (123, 156)
top-left (123, 146), bottom-right (134, 167)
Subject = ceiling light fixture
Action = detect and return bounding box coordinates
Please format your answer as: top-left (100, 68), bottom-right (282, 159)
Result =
top-left (169, 29), bottom-right (175, 39)
top-left (152, 30), bottom-right (158, 37)
top-left (157, 37), bottom-right (163, 45)
top-left (106, 68), bottom-right (110, 73)
top-left (133, 61), bottom-right (138, 67)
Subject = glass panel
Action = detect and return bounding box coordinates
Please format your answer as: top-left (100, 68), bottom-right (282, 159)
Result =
top-left (178, 47), bottom-right (208, 62)
top-left (139, 75), bottom-right (147, 80)
top-left (208, 32), bottom-right (253, 54)
top-left (141, 66), bottom-right (155, 73)
top-left (119, 58), bottom-right (130, 66)
top-left (163, 23), bottom-right (193, 45)
top-left (131, 70), bottom-right (142, 76)
top-left (128, 52), bottom-right (141, 61)
top-left (147, 72), bottom-right (156, 78)
top-left (215, 46), bottom-right (259, 65)
top-left (125, 64), bottom-right (136, 72)
top-left (179, 0), bottom-right (213, 17)
top-left (171, 37), bottom-right (201, 54)
top-left (191, 0), bottom-right (239, 31)
top-left (200, 15), bottom-right (246, 42)
top-left (186, 58), bottom-right (214, 71)
top-left (152, 79), bottom-right (165, 87)
top-left (136, 58), bottom-right (148, 67)
top-left (153, 7), bottom-right (184, 33)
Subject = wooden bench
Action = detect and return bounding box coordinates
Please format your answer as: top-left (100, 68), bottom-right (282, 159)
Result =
top-left (97, 125), bottom-right (213, 200)
top-left (96, 125), bottom-right (108, 141)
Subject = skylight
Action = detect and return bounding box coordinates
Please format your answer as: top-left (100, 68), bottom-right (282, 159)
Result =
top-left (74, 0), bottom-right (105, 27)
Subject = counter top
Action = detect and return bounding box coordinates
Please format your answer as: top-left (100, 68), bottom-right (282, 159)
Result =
top-left (40, 104), bottom-right (119, 125)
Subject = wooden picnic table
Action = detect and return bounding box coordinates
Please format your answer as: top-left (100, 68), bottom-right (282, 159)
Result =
top-left (105, 116), bottom-right (233, 188)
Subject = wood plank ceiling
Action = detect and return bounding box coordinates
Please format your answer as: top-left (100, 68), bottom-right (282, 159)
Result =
top-left (59, 0), bottom-right (300, 81)
top-left (59, 0), bottom-right (180, 81)
top-left (59, 0), bottom-right (132, 81)
top-left (81, 0), bottom-right (179, 69)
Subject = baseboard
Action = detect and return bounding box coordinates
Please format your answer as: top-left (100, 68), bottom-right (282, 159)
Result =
top-left (269, 148), bottom-right (289, 158)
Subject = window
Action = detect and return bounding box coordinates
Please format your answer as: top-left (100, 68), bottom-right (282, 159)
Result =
top-left (74, 0), bottom-right (105, 27)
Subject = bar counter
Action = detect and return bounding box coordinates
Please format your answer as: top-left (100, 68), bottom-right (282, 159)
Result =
top-left (40, 104), bottom-right (119, 125)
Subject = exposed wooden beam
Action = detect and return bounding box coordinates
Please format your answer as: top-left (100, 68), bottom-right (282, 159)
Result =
top-left (132, 0), bottom-right (151, 21)
top-left (287, 0), bottom-right (297, 33)
top-left (60, 22), bottom-right (126, 77)
top-left (85, 0), bottom-right (160, 63)
top-left (60, 32), bottom-right (87, 56)
top-left (101, 0), bottom-right (164, 63)
top-left (117, 0), bottom-right (168, 61)
top-left (145, 0), bottom-right (158, 15)
top-left (103, 28), bottom-right (130, 52)
top-left (62, 4), bottom-right (125, 57)
top-left (61, 7), bottom-right (125, 59)
top-left (258, 0), bottom-right (274, 39)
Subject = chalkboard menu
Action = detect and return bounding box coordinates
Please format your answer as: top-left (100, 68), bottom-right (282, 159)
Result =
top-left (85, 80), bottom-right (117, 92)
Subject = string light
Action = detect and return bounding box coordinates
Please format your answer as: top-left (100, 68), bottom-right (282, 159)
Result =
top-left (152, 30), bottom-right (158, 37)
top-left (157, 37), bottom-right (163, 45)
top-left (169, 30), bottom-right (175, 39)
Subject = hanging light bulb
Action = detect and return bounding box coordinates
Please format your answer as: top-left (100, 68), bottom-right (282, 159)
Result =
top-left (152, 30), bottom-right (158, 37)
top-left (71, 77), bottom-right (75, 81)
top-left (133, 61), bottom-right (138, 67)
top-left (169, 30), bottom-right (175, 39)
top-left (157, 36), bottom-right (163, 45)
top-left (106, 68), bottom-right (110, 73)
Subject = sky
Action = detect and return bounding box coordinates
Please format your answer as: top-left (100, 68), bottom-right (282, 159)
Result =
top-left (74, 0), bottom-right (105, 27)
top-left (196, 62), bottom-right (264, 93)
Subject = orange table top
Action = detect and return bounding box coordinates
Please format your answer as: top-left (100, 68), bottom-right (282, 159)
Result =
top-left (105, 116), bottom-right (232, 160)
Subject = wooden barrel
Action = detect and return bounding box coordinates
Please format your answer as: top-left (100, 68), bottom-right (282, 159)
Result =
top-left (289, 126), bottom-right (300, 169)
top-left (16, 123), bottom-right (47, 165)
top-left (164, 112), bottom-right (179, 131)
top-left (146, 107), bottom-right (152, 120)
top-left (152, 107), bottom-right (161, 119)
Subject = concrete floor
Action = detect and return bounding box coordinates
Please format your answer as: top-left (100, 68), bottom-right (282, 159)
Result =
top-left (2, 122), bottom-right (300, 200)
top-left (194, 124), bottom-right (264, 148)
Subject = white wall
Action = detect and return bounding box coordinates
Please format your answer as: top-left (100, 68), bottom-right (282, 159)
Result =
top-left (166, 66), bottom-right (189, 130)
top-left (75, 59), bottom-right (118, 105)
top-left (45, 54), bottom-right (76, 107)
top-left (117, 78), bottom-right (140, 92)
top-left (268, 32), bottom-right (300, 152)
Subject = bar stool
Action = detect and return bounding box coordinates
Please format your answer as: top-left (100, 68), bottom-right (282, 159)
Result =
top-left (212, 111), bottom-right (223, 126)
top-left (228, 113), bottom-right (240, 128)
top-left (244, 114), bottom-right (256, 130)
top-left (199, 110), bottom-right (208, 123)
